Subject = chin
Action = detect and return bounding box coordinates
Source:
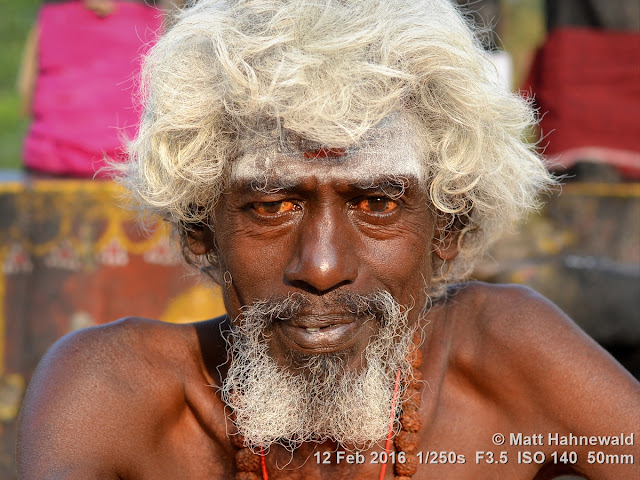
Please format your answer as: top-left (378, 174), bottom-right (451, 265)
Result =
top-left (220, 290), bottom-right (418, 449)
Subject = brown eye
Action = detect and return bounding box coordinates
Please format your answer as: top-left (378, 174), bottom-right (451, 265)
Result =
top-left (251, 201), bottom-right (297, 216)
top-left (356, 197), bottom-right (398, 214)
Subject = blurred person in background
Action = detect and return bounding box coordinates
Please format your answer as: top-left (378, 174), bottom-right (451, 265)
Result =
top-left (526, 0), bottom-right (640, 181)
top-left (17, 0), bottom-right (167, 177)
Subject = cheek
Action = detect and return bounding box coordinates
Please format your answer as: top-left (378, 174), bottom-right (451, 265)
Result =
top-left (360, 220), bottom-right (435, 302)
top-left (213, 201), bottom-right (437, 313)
top-left (214, 221), bottom-right (293, 309)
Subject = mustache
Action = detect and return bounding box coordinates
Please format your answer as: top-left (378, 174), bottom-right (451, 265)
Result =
top-left (239, 291), bottom-right (400, 326)
top-left (223, 288), bottom-right (417, 449)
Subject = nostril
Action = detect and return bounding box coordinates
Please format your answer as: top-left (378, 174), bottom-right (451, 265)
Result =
top-left (284, 278), bottom-right (354, 296)
top-left (284, 241), bottom-right (356, 291)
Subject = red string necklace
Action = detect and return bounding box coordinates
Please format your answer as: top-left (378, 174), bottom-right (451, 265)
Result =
top-left (232, 340), bottom-right (423, 480)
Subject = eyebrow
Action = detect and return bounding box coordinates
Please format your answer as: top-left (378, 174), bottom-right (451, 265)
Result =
top-left (239, 174), bottom-right (416, 198)
top-left (349, 175), bottom-right (413, 196)
top-left (241, 177), bottom-right (300, 194)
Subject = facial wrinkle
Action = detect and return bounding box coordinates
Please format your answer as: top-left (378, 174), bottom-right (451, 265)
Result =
top-left (231, 113), bottom-right (426, 186)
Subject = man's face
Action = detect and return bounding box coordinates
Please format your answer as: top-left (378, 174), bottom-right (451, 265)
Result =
top-left (212, 113), bottom-right (439, 367)
top-left (206, 113), bottom-right (447, 447)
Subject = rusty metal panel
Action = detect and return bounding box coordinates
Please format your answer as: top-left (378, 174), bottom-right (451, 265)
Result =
top-left (0, 175), bottom-right (224, 479)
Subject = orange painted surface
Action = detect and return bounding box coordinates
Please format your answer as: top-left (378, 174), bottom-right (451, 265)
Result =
top-left (0, 178), bottom-right (223, 479)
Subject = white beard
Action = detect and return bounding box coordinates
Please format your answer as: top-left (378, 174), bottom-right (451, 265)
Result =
top-left (220, 291), bottom-right (418, 451)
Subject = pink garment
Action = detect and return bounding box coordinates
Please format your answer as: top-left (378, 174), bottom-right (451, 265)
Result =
top-left (24, 2), bottom-right (163, 177)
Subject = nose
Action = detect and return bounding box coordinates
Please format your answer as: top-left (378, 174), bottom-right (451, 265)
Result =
top-left (284, 206), bottom-right (358, 294)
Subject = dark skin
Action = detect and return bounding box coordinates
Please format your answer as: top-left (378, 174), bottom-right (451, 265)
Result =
top-left (17, 156), bottom-right (640, 479)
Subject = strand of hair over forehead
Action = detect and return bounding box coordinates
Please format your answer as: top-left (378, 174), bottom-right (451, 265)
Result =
top-left (120, 0), bottom-right (555, 283)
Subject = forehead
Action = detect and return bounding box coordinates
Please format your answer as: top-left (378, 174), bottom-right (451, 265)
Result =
top-left (231, 113), bottom-right (426, 184)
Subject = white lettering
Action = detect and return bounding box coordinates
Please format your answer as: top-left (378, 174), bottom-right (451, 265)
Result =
top-left (510, 433), bottom-right (543, 446)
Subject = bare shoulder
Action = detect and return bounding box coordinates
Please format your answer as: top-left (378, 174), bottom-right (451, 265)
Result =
top-left (16, 317), bottom-right (217, 479)
top-left (449, 281), bottom-right (639, 397)
top-left (446, 282), bottom-right (640, 476)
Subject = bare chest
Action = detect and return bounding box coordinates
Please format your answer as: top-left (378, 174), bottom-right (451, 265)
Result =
top-left (136, 402), bottom-right (553, 480)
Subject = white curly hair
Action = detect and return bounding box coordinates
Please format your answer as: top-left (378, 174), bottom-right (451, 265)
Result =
top-left (118, 0), bottom-right (554, 291)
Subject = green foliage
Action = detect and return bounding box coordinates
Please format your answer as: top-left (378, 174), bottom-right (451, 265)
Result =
top-left (0, 93), bottom-right (29, 169)
top-left (0, 0), bottom-right (40, 169)
top-left (501, 0), bottom-right (545, 87)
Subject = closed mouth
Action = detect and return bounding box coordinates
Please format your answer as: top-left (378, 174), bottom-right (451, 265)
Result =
top-left (275, 314), bottom-right (366, 353)
top-left (286, 313), bottom-right (358, 330)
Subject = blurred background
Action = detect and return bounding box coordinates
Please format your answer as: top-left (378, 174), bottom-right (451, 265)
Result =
top-left (1, 0), bottom-right (41, 171)
top-left (0, 0), bottom-right (547, 171)
top-left (0, 0), bottom-right (638, 478)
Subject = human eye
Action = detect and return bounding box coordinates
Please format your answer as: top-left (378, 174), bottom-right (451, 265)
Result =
top-left (250, 200), bottom-right (300, 217)
top-left (352, 196), bottom-right (399, 215)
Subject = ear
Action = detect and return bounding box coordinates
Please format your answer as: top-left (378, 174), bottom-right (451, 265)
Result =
top-left (433, 214), bottom-right (460, 261)
top-left (185, 225), bottom-right (209, 256)
top-left (184, 225), bottom-right (225, 285)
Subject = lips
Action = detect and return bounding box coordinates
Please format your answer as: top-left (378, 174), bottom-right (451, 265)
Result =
top-left (275, 313), bottom-right (365, 353)
top-left (286, 313), bottom-right (358, 329)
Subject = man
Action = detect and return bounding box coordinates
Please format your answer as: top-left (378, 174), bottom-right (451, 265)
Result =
top-left (17, 0), bottom-right (640, 479)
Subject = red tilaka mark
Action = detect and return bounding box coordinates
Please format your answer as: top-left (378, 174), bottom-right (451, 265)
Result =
top-left (303, 147), bottom-right (346, 159)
